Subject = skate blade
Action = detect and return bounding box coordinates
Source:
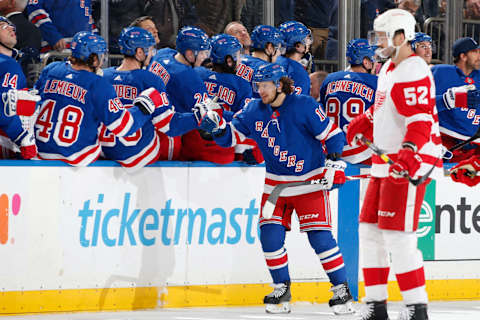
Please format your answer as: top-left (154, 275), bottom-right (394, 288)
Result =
top-left (265, 302), bottom-right (291, 314)
top-left (331, 301), bottom-right (354, 315)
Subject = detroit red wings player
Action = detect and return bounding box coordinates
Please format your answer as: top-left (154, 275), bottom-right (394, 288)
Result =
top-left (346, 9), bottom-right (443, 320)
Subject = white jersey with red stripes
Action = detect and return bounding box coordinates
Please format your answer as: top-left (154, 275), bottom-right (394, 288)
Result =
top-left (372, 55), bottom-right (443, 178)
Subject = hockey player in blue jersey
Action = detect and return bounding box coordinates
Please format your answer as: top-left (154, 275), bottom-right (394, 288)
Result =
top-left (235, 25), bottom-right (283, 99)
top-left (147, 26), bottom-right (227, 163)
top-left (34, 31), bottom-right (155, 166)
top-left (320, 38), bottom-right (378, 164)
top-left (101, 27), bottom-right (200, 168)
top-left (0, 16), bottom-right (39, 159)
top-left (431, 37), bottom-right (480, 162)
top-left (200, 63), bottom-right (354, 315)
top-left (277, 21), bottom-right (312, 95)
top-left (195, 33), bottom-right (260, 164)
top-left (27, 0), bottom-right (94, 52)
top-left (411, 32), bottom-right (433, 65)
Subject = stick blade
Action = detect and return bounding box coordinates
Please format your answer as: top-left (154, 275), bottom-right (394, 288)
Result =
top-left (262, 200), bottom-right (276, 219)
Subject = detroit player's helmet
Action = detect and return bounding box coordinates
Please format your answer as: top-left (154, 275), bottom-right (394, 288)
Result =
top-left (210, 34), bottom-right (242, 64)
top-left (279, 21), bottom-right (312, 50)
top-left (71, 31), bottom-right (107, 61)
top-left (346, 38), bottom-right (376, 65)
top-left (252, 63), bottom-right (287, 91)
top-left (118, 27), bottom-right (155, 56)
top-left (411, 32), bottom-right (432, 51)
top-left (0, 16), bottom-right (15, 32)
top-left (370, 8), bottom-right (416, 48)
top-left (251, 25), bottom-right (283, 50)
top-left (176, 26), bottom-right (210, 55)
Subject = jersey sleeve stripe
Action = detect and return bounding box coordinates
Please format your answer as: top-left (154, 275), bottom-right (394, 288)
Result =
top-left (152, 109), bottom-right (174, 132)
top-left (108, 110), bottom-right (133, 136)
top-left (38, 144), bottom-right (101, 166)
top-left (118, 134), bottom-right (160, 168)
top-left (28, 9), bottom-right (53, 27)
top-left (405, 113), bottom-right (433, 125)
top-left (315, 121), bottom-right (333, 141)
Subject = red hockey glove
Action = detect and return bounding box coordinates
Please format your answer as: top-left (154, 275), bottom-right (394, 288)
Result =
top-left (2, 88), bottom-right (40, 117)
top-left (443, 84), bottom-right (477, 109)
top-left (134, 87), bottom-right (167, 115)
top-left (346, 109), bottom-right (373, 146)
top-left (389, 148), bottom-right (422, 183)
top-left (451, 155), bottom-right (480, 187)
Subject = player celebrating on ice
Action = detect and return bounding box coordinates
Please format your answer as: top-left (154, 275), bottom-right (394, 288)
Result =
top-left (346, 8), bottom-right (443, 320)
top-left (198, 62), bottom-right (354, 316)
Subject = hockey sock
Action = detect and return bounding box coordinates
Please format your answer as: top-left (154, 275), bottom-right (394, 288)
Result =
top-left (307, 230), bottom-right (347, 286)
top-left (260, 224), bottom-right (290, 283)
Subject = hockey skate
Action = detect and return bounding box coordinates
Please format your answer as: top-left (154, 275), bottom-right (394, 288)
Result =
top-left (397, 303), bottom-right (428, 320)
top-left (355, 301), bottom-right (390, 320)
top-left (328, 282), bottom-right (354, 315)
top-left (263, 281), bottom-right (291, 313)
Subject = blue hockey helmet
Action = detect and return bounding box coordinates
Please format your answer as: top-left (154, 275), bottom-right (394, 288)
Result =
top-left (71, 31), bottom-right (107, 61)
top-left (411, 32), bottom-right (433, 51)
top-left (251, 25), bottom-right (283, 50)
top-left (118, 27), bottom-right (155, 56)
top-left (279, 21), bottom-right (312, 50)
top-left (210, 33), bottom-right (242, 64)
top-left (346, 38), bottom-right (376, 65)
top-left (176, 26), bottom-right (210, 56)
top-left (252, 63), bottom-right (287, 91)
top-left (0, 16), bottom-right (15, 32)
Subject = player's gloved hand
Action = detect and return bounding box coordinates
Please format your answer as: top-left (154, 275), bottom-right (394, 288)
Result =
top-left (323, 158), bottom-right (347, 190)
top-left (450, 155), bottom-right (480, 187)
top-left (389, 147), bottom-right (422, 183)
top-left (18, 131), bottom-right (37, 159)
top-left (2, 88), bottom-right (40, 117)
top-left (442, 84), bottom-right (478, 109)
top-left (193, 101), bottom-right (209, 124)
top-left (242, 148), bottom-right (264, 165)
top-left (198, 110), bottom-right (226, 136)
top-left (346, 109), bottom-right (373, 146)
top-left (133, 87), bottom-right (165, 115)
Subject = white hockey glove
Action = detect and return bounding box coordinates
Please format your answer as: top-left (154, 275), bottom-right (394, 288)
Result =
top-left (322, 159), bottom-right (347, 190)
top-left (443, 84), bottom-right (477, 110)
top-left (133, 87), bottom-right (164, 115)
top-left (2, 88), bottom-right (40, 117)
top-left (199, 110), bottom-right (226, 136)
top-left (15, 130), bottom-right (37, 159)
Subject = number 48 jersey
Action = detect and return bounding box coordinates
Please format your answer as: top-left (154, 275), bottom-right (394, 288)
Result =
top-left (320, 71), bottom-right (377, 163)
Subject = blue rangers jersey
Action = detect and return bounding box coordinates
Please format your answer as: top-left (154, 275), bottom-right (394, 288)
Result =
top-left (27, 0), bottom-right (94, 51)
top-left (101, 67), bottom-right (198, 168)
top-left (276, 55), bottom-right (310, 95)
top-left (432, 64), bottom-right (480, 142)
top-left (34, 61), bottom-right (150, 166)
top-left (235, 55), bottom-right (268, 98)
top-left (195, 66), bottom-right (252, 121)
top-left (320, 71), bottom-right (377, 164)
top-left (148, 48), bottom-right (208, 113)
top-left (214, 94), bottom-right (345, 197)
top-left (0, 54), bottom-right (32, 153)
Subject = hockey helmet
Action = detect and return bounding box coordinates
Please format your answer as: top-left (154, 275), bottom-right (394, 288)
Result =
top-left (0, 16), bottom-right (15, 32)
top-left (369, 8), bottom-right (416, 48)
top-left (118, 27), bottom-right (155, 56)
top-left (210, 33), bottom-right (242, 64)
top-left (251, 25), bottom-right (283, 51)
top-left (279, 21), bottom-right (312, 50)
top-left (346, 38), bottom-right (376, 65)
top-left (71, 31), bottom-right (107, 61)
top-left (252, 63), bottom-right (286, 91)
top-left (176, 26), bottom-right (210, 56)
top-left (411, 32), bottom-right (432, 51)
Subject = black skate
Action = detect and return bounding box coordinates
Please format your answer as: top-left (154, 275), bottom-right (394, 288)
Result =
top-left (328, 282), bottom-right (354, 314)
top-left (398, 303), bottom-right (428, 320)
top-left (263, 281), bottom-right (291, 313)
top-left (355, 301), bottom-right (390, 320)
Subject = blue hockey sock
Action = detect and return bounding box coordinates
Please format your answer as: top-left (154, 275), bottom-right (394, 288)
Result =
top-left (260, 224), bottom-right (290, 284)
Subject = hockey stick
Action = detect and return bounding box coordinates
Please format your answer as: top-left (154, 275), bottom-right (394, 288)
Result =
top-left (448, 125), bottom-right (480, 153)
top-left (359, 135), bottom-right (440, 186)
top-left (262, 174), bottom-right (370, 219)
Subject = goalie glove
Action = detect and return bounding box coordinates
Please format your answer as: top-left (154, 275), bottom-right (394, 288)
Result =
top-left (443, 84), bottom-right (480, 109)
top-left (133, 87), bottom-right (166, 115)
top-left (323, 159), bottom-right (347, 190)
top-left (2, 88), bottom-right (40, 117)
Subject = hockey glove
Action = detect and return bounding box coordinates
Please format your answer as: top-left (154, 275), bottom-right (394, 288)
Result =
top-left (19, 131), bottom-right (37, 159)
top-left (133, 87), bottom-right (165, 115)
top-left (450, 155), bottom-right (480, 187)
top-left (442, 84), bottom-right (479, 109)
top-left (323, 159), bottom-right (347, 190)
top-left (389, 148), bottom-right (422, 183)
top-left (346, 109), bottom-right (373, 146)
top-left (198, 110), bottom-right (226, 136)
top-left (2, 88), bottom-right (40, 117)
top-left (192, 101), bottom-right (209, 124)
top-left (242, 148), bottom-right (264, 165)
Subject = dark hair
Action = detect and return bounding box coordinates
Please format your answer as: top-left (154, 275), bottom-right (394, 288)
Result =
top-left (453, 55), bottom-right (461, 64)
top-left (68, 54), bottom-right (97, 71)
top-left (280, 77), bottom-right (294, 95)
top-left (129, 16), bottom-right (154, 28)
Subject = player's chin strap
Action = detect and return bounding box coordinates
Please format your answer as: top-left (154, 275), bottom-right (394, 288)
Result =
top-left (0, 41), bottom-right (18, 58)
